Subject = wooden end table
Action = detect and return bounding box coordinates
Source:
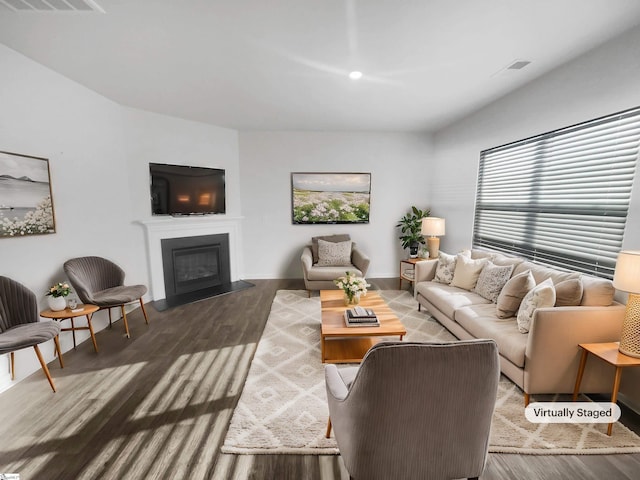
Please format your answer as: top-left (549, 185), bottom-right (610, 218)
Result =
top-left (399, 257), bottom-right (427, 289)
top-left (572, 342), bottom-right (640, 435)
top-left (40, 304), bottom-right (100, 353)
top-left (320, 290), bottom-right (406, 364)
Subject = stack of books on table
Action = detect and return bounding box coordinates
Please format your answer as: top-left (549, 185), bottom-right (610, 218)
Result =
top-left (344, 306), bottom-right (380, 327)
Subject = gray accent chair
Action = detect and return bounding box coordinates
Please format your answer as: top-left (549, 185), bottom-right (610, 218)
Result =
top-left (64, 256), bottom-right (149, 339)
top-left (0, 276), bottom-right (63, 392)
top-left (301, 234), bottom-right (370, 295)
top-left (325, 340), bottom-right (500, 480)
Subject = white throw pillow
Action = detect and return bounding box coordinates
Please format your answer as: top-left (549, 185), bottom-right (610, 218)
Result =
top-left (516, 278), bottom-right (556, 334)
top-left (474, 261), bottom-right (515, 303)
top-left (317, 239), bottom-right (352, 266)
top-left (450, 255), bottom-right (488, 291)
top-left (433, 252), bottom-right (457, 284)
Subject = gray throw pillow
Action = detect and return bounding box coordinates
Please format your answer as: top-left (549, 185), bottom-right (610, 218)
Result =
top-left (496, 270), bottom-right (536, 318)
top-left (317, 239), bottom-right (352, 266)
top-left (311, 234), bottom-right (351, 263)
top-left (474, 261), bottom-right (515, 303)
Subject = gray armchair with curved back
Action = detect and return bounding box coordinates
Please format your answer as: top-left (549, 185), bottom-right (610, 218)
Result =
top-left (301, 234), bottom-right (370, 295)
top-left (0, 276), bottom-right (63, 392)
top-left (63, 256), bottom-right (149, 339)
top-left (325, 340), bottom-right (500, 480)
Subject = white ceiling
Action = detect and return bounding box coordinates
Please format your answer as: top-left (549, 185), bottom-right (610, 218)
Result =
top-left (1, 0), bottom-right (640, 132)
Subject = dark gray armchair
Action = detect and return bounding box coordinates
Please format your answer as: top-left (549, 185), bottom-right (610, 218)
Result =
top-left (0, 276), bottom-right (63, 392)
top-left (325, 340), bottom-right (500, 480)
top-left (64, 256), bottom-right (149, 339)
top-left (301, 234), bottom-right (370, 295)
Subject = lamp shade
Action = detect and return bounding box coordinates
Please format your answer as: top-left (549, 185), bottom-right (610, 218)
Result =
top-left (613, 250), bottom-right (640, 294)
top-left (421, 217), bottom-right (445, 237)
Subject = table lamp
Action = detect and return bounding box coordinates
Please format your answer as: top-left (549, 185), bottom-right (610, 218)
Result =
top-left (421, 217), bottom-right (445, 259)
top-left (613, 250), bottom-right (640, 358)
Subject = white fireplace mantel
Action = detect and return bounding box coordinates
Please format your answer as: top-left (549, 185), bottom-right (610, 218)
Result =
top-left (139, 216), bottom-right (244, 301)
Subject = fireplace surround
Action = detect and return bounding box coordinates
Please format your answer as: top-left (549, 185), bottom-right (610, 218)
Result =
top-left (140, 216), bottom-right (244, 302)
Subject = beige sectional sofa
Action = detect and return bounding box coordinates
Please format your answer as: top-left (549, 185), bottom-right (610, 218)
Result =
top-left (414, 249), bottom-right (628, 405)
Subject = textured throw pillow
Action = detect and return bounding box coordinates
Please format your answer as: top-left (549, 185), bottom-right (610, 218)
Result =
top-left (554, 278), bottom-right (584, 307)
top-left (433, 252), bottom-right (457, 284)
top-left (317, 239), bottom-right (352, 266)
top-left (496, 270), bottom-right (536, 319)
top-left (474, 261), bottom-right (515, 303)
top-left (311, 234), bottom-right (351, 263)
top-left (450, 255), bottom-right (488, 290)
top-left (516, 278), bottom-right (556, 334)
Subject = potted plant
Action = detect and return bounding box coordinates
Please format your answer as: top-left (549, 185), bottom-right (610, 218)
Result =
top-left (46, 282), bottom-right (72, 311)
top-left (397, 206), bottom-right (430, 258)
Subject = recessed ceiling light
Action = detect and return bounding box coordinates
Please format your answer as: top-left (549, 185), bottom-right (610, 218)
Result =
top-left (349, 71), bottom-right (363, 80)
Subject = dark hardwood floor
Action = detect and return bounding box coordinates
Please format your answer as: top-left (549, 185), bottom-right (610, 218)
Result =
top-left (0, 278), bottom-right (639, 479)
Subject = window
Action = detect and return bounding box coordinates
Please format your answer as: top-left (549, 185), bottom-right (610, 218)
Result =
top-left (472, 107), bottom-right (640, 279)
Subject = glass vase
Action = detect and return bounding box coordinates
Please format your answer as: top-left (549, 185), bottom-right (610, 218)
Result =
top-left (344, 293), bottom-right (360, 306)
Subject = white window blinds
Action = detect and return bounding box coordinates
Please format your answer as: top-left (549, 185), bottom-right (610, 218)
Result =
top-left (472, 107), bottom-right (640, 279)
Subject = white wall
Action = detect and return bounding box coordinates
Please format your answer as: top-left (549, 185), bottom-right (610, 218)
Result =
top-left (0, 44), bottom-right (144, 392)
top-left (239, 131), bottom-right (433, 279)
top-left (430, 25), bottom-right (640, 254)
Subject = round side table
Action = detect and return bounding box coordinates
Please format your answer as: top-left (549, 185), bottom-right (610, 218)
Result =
top-left (40, 304), bottom-right (100, 352)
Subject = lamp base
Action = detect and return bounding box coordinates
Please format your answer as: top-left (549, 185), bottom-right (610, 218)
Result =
top-left (427, 237), bottom-right (440, 260)
top-left (619, 293), bottom-right (640, 358)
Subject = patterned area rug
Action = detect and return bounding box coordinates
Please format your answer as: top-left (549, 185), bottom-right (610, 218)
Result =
top-left (221, 290), bottom-right (640, 455)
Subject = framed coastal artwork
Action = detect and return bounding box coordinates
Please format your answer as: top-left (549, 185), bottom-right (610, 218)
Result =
top-left (0, 151), bottom-right (56, 237)
top-left (291, 172), bottom-right (371, 224)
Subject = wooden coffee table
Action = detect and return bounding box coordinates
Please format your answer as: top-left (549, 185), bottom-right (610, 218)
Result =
top-left (320, 290), bottom-right (406, 363)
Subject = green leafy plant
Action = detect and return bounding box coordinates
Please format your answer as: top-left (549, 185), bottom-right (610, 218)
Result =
top-left (46, 282), bottom-right (72, 298)
top-left (396, 206), bottom-right (431, 250)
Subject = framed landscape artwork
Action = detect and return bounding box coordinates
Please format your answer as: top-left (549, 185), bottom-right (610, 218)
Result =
top-left (0, 151), bottom-right (56, 237)
top-left (291, 172), bottom-right (371, 224)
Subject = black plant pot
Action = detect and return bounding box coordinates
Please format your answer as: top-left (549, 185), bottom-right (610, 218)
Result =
top-left (409, 244), bottom-right (419, 258)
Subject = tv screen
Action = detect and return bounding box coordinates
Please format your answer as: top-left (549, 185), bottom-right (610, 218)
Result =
top-left (150, 163), bottom-right (226, 216)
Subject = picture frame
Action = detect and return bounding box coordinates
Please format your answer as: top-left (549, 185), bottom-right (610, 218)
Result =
top-left (0, 150), bottom-right (56, 237)
top-left (291, 172), bottom-right (371, 224)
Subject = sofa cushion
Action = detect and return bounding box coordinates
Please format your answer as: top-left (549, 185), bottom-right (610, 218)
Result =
top-left (450, 255), bottom-right (488, 290)
top-left (306, 265), bottom-right (363, 281)
top-left (474, 261), bottom-right (515, 303)
top-left (311, 234), bottom-right (351, 263)
top-left (416, 282), bottom-right (491, 318)
top-left (554, 278), bottom-right (584, 307)
top-left (317, 239), bottom-right (352, 266)
top-left (433, 252), bottom-right (457, 284)
top-left (580, 275), bottom-right (615, 306)
top-left (455, 304), bottom-right (527, 368)
top-left (512, 261), bottom-right (580, 285)
top-left (516, 278), bottom-right (556, 334)
top-left (496, 270), bottom-right (536, 318)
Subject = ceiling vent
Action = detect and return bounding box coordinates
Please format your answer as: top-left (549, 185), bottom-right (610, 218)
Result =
top-left (507, 60), bottom-right (531, 70)
top-left (491, 59), bottom-right (532, 78)
top-left (0, 0), bottom-right (104, 12)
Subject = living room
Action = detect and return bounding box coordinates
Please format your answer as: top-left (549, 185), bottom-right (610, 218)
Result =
top-left (2, 1), bottom-right (640, 479)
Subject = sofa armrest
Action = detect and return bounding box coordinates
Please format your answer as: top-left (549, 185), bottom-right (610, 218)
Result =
top-left (414, 259), bottom-right (438, 283)
top-left (524, 304), bottom-right (625, 394)
top-left (301, 246), bottom-right (313, 275)
top-left (352, 246), bottom-right (370, 277)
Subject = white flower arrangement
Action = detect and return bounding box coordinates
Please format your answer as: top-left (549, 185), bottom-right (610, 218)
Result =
top-left (334, 271), bottom-right (370, 302)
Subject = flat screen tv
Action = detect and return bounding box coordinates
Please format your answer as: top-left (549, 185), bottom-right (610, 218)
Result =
top-left (150, 163), bottom-right (226, 216)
